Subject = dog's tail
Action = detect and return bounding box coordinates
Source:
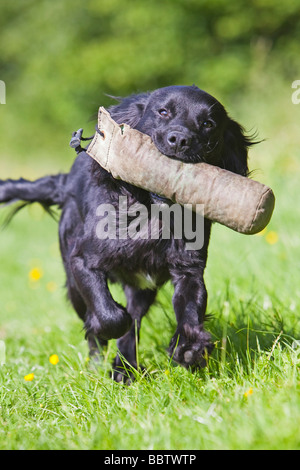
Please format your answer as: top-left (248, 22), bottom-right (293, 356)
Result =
top-left (0, 173), bottom-right (68, 227)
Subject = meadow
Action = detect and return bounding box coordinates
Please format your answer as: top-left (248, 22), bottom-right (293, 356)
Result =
top-left (0, 82), bottom-right (300, 450)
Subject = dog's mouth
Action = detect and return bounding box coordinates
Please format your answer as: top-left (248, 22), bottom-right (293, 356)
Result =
top-left (164, 153), bottom-right (206, 164)
top-left (150, 134), bottom-right (187, 162)
top-left (152, 137), bottom-right (211, 164)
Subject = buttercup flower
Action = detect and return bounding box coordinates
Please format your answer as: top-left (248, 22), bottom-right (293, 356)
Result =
top-left (244, 388), bottom-right (253, 398)
top-left (29, 267), bottom-right (43, 282)
top-left (49, 354), bottom-right (59, 365)
top-left (265, 231), bottom-right (279, 245)
top-left (46, 281), bottom-right (58, 292)
top-left (255, 228), bottom-right (267, 237)
top-left (24, 373), bottom-right (34, 381)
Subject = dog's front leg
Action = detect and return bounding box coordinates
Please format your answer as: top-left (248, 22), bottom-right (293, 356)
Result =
top-left (169, 269), bottom-right (214, 369)
top-left (70, 247), bottom-right (132, 341)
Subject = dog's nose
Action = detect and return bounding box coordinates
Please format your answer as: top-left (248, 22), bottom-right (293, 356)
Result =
top-left (167, 131), bottom-right (190, 150)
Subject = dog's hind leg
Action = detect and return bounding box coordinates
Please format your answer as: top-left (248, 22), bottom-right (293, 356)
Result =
top-left (112, 286), bottom-right (157, 383)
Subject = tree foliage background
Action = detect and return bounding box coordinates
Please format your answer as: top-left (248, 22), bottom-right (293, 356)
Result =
top-left (0, 0), bottom-right (300, 172)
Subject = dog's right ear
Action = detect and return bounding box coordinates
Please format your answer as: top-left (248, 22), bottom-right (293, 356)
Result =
top-left (108, 93), bottom-right (150, 128)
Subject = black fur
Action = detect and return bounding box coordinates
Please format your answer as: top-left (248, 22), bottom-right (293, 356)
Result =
top-left (0, 85), bottom-right (256, 382)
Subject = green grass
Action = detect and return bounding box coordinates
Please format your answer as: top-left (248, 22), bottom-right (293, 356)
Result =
top-left (1, 84), bottom-right (300, 450)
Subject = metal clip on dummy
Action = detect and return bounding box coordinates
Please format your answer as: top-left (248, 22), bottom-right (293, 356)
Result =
top-left (69, 128), bottom-right (94, 154)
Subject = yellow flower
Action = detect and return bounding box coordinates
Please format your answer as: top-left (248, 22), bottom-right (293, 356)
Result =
top-left (46, 281), bottom-right (58, 292)
top-left (24, 373), bottom-right (34, 381)
top-left (265, 231), bottom-right (279, 245)
top-left (255, 227), bottom-right (267, 237)
top-left (49, 354), bottom-right (59, 365)
top-left (29, 267), bottom-right (43, 282)
top-left (244, 387), bottom-right (253, 398)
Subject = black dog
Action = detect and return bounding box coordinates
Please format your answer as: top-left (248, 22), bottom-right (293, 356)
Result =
top-left (0, 85), bottom-right (255, 381)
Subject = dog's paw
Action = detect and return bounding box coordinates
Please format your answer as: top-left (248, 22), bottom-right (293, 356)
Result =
top-left (168, 324), bottom-right (214, 369)
top-left (111, 354), bottom-right (143, 384)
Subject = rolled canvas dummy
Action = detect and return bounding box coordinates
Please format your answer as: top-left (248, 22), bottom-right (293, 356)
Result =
top-left (87, 107), bottom-right (275, 235)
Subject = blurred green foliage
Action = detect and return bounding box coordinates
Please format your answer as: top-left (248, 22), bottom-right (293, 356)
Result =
top-left (0, 0), bottom-right (300, 169)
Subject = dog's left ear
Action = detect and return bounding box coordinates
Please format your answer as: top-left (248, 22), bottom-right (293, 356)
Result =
top-left (221, 118), bottom-right (257, 177)
top-left (108, 93), bottom-right (150, 128)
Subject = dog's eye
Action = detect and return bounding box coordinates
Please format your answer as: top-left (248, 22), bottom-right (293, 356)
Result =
top-left (203, 120), bottom-right (213, 128)
top-left (158, 109), bottom-right (169, 117)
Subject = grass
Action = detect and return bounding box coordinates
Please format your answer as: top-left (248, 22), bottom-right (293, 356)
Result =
top-left (0, 82), bottom-right (300, 450)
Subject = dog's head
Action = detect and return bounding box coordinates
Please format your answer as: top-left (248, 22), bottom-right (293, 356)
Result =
top-left (109, 85), bottom-right (256, 176)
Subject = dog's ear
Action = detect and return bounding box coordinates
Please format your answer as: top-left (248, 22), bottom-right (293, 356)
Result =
top-left (221, 118), bottom-right (257, 177)
top-left (108, 93), bottom-right (150, 128)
